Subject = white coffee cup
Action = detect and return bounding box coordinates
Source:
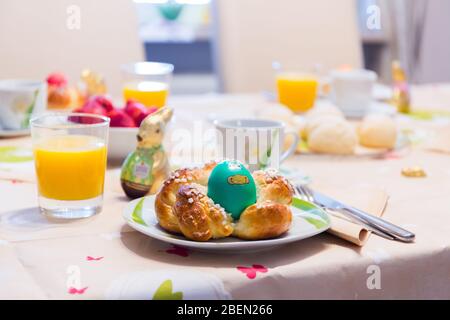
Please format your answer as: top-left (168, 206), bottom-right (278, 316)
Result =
top-left (330, 69), bottom-right (377, 118)
top-left (0, 80), bottom-right (47, 130)
top-left (214, 119), bottom-right (299, 171)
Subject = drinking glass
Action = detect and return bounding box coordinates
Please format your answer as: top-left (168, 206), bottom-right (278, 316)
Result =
top-left (30, 113), bottom-right (109, 219)
top-left (122, 62), bottom-right (174, 108)
top-left (276, 72), bottom-right (318, 113)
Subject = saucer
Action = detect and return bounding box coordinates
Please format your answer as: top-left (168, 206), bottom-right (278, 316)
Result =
top-left (343, 102), bottom-right (397, 119)
top-left (0, 128), bottom-right (30, 138)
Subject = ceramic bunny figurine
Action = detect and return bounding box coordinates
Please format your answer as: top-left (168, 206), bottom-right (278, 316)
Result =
top-left (120, 107), bottom-right (173, 198)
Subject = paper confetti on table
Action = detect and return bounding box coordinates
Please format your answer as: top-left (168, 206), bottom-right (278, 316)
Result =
top-left (68, 287), bottom-right (89, 295)
top-left (237, 264), bottom-right (268, 279)
top-left (86, 256), bottom-right (104, 261)
top-left (152, 280), bottom-right (183, 300)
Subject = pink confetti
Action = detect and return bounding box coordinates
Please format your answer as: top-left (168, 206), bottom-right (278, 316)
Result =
top-left (86, 256), bottom-right (104, 261)
top-left (68, 287), bottom-right (88, 295)
top-left (237, 264), bottom-right (268, 279)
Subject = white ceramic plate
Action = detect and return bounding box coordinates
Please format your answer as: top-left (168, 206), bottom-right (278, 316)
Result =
top-left (0, 128), bottom-right (30, 138)
top-left (123, 195), bottom-right (330, 253)
top-left (343, 101), bottom-right (397, 119)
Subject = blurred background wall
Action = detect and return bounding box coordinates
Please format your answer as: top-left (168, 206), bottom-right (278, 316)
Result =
top-left (0, 0), bottom-right (143, 97)
top-left (413, 0), bottom-right (450, 84)
top-left (0, 0), bottom-right (449, 95)
top-left (212, 0), bottom-right (363, 93)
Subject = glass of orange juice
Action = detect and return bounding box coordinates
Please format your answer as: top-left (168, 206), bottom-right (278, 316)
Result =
top-left (30, 113), bottom-right (109, 219)
top-left (122, 62), bottom-right (174, 108)
top-left (276, 72), bottom-right (318, 113)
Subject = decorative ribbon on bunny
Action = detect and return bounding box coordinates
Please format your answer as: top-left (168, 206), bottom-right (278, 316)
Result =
top-left (120, 107), bottom-right (173, 198)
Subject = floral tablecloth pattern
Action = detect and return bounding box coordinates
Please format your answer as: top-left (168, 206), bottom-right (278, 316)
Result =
top-left (1, 90), bottom-right (450, 299)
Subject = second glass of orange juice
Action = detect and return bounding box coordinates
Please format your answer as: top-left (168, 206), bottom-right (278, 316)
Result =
top-left (31, 113), bottom-right (109, 219)
top-left (276, 72), bottom-right (318, 113)
top-left (122, 62), bottom-right (174, 108)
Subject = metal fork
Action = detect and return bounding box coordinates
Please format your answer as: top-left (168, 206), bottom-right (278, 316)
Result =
top-left (295, 184), bottom-right (395, 241)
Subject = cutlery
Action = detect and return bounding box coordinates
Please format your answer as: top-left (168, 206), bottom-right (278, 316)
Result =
top-left (295, 185), bottom-right (395, 241)
top-left (296, 185), bottom-right (415, 242)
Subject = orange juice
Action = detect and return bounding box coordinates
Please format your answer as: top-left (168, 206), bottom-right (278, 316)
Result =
top-left (34, 135), bottom-right (107, 201)
top-left (123, 81), bottom-right (168, 107)
top-left (276, 73), bottom-right (318, 113)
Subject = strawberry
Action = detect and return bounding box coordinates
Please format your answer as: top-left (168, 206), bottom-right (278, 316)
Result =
top-left (124, 100), bottom-right (160, 126)
top-left (124, 100), bottom-right (151, 126)
top-left (124, 99), bottom-right (146, 117)
top-left (108, 109), bottom-right (136, 127)
top-left (80, 99), bottom-right (108, 121)
top-left (70, 107), bottom-right (105, 124)
top-left (83, 95), bottom-right (114, 112)
top-left (46, 73), bottom-right (68, 87)
top-left (137, 107), bottom-right (159, 126)
top-left (68, 108), bottom-right (84, 124)
top-left (146, 106), bottom-right (159, 115)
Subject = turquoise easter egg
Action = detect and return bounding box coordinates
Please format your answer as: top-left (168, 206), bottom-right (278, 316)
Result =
top-left (207, 160), bottom-right (256, 220)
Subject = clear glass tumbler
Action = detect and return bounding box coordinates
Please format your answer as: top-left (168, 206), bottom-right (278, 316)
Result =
top-left (122, 61), bottom-right (174, 108)
top-left (30, 113), bottom-right (109, 219)
top-left (276, 72), bottom-right (318, 113)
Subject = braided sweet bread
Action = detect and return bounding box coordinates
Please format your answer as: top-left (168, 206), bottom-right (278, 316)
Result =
top-left (155, 161), bottom-right (294, 242)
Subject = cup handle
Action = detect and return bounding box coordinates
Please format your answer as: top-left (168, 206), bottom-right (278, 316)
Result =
top-left (280, 131), bottom-right (299, 163)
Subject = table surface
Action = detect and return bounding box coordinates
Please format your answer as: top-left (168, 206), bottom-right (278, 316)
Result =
top-left (1, 89), bottom-right (450, 299)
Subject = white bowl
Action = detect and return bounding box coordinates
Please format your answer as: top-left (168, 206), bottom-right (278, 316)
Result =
top-left (108, 127), bottom-right (138, 161)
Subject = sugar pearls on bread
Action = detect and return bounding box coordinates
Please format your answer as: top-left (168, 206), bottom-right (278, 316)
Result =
top-left (155, 161), bottom-right (294, 241)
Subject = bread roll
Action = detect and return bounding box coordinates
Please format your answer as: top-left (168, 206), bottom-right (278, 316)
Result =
top-left (302, 104), bottom-right (344, 139)
top-left (308, 118), bottom-right (357, 155)
top-left (358, 114), bottom-right (397, 149)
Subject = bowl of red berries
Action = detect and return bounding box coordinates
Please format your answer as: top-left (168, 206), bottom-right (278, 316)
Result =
top-left (74, 96), bottom-right (158, 161)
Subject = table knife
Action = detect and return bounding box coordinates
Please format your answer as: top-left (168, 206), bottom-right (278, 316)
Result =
top-left (311, 190), bottom-right (415, 242)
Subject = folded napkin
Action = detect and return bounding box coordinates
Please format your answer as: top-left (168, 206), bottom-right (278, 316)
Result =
top-left (312, 184), bottom-right (389, 246)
